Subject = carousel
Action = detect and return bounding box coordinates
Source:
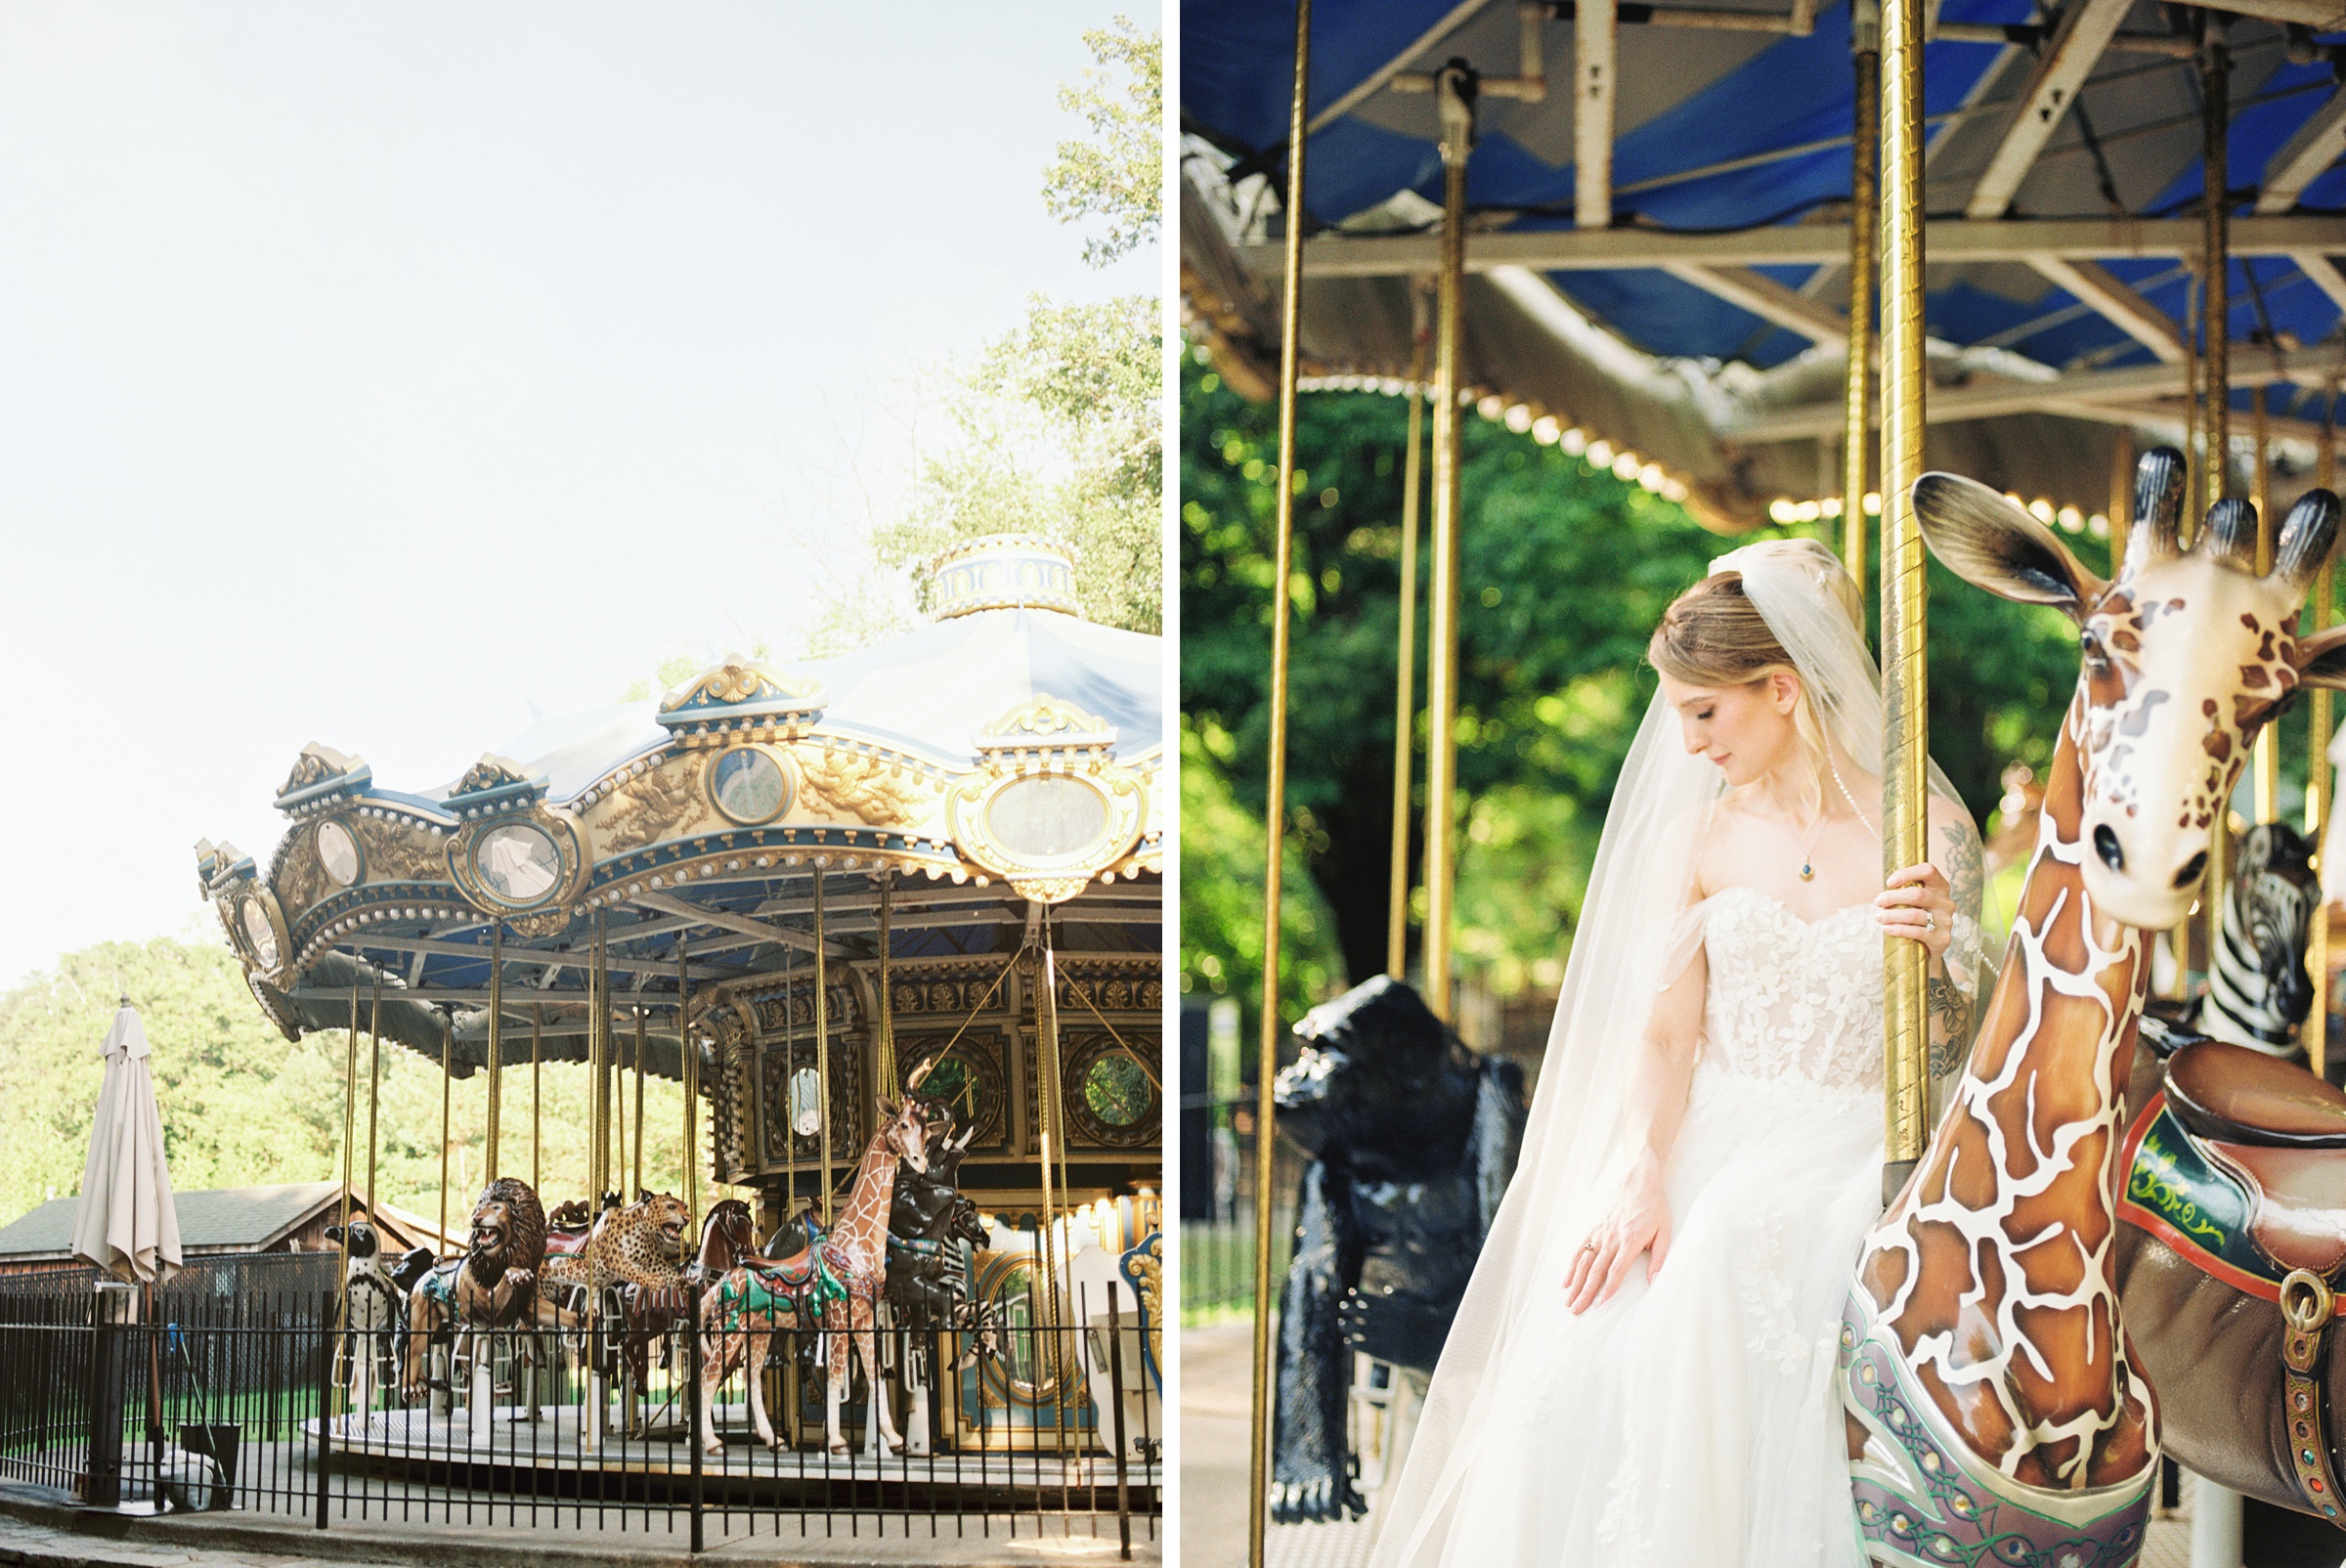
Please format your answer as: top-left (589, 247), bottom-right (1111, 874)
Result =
top-left (1192, 3), bottom-right (2346, 1566)
top-left (192, 535), bottom-right (1162, 1512)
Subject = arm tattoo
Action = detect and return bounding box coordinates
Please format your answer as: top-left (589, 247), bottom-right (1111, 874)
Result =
top-left (1927, 975), bottom-right (1975, 1078)
top-left (1940, 820), bottom-right (1984, 925)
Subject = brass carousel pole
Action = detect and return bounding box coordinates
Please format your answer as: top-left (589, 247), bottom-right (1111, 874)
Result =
top-left (678, 936), bottom-right (696, 1239)
top-left (2254, 383), bottom-right (2278, 821)
top-left (2203, 23), bottom-right (2233, 987)
top-left (1846, 0), bottom-right (1880, 586)
top-left (814, 868), bottom-right (833, 1228)
top-left (1420, 61), bottom-right (1472, 1021)
top-left (633, 1007), bottom-right (647, 1200)
top-left (1037, 909), bottom-right (1072, 1468)
top-left (784, 943), bottom-right (799, 1222)
top-left (613, 1009), bottom-right (628, 1201)
top-left (335, 983), bottom-right (359, 1421)
top-left (1387, 283), bottom-right (1430, 980)
top-left (1250, 3), bottom-right (1311, 1562)
top-left (531, 1005), bottom-right (543, 1194)
top-left (1877, 0), bottom-right (1930, 1202)
top-left (2311, 391), bottom-right (2339, 1080)
top-left (487, 924), bottom-right (503, 1183)
top-left (878, 871), bottom-right (897, 1095)
top-left (438, 1012), bottom-right (454, 1252)
top-left (366, 979), bottom-right (382, 1217)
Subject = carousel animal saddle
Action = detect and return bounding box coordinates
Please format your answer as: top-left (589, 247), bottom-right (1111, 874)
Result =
top-left (2121, 1041), bottom-right (2346, 1300)
top-left (544, 1228), bottom-right (590, 1258)
top-left (717, 1241), bottom-right (848, 1324)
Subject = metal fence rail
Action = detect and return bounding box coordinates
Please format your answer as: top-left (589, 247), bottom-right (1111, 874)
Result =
top-left (0, 1279), bottom-right (1159, 1552)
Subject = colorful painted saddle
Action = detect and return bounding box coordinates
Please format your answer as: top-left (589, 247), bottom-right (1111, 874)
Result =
top-left (2119, 1040), bottom-right (2346, 1301)
top-left (713, 1237), bottom-right (849, 1328)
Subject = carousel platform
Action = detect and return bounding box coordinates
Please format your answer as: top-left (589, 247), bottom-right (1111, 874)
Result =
top-left (301, 1403), bottom-right (1160, 1499)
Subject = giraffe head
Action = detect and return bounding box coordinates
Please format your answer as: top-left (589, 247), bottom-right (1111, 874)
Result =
top-left (877, 1095), bottom-right (931, 1175)
top-left (1916, 447), bottom-right (2346, 931)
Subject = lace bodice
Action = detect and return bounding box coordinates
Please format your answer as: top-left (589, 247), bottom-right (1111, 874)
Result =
top-left (1698, 886), bottom-right (1885, 1096)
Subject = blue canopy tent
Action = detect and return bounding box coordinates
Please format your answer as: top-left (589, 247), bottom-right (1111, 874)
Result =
top-left (1183, 0), bottom-right (2346, 530)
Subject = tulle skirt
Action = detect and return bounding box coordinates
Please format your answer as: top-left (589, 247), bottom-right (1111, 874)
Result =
top-left (1426, 1062), bottom-right (1884, 1568)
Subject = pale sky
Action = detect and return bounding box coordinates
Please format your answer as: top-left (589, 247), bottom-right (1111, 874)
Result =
top-left (0, 3), bottom-right (1159, 985)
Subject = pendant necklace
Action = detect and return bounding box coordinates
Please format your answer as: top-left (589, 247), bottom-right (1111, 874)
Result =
top-left (1788, 757), bottom-right (1873, 881)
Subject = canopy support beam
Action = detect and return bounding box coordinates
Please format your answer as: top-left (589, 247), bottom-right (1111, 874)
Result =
top-left (631, 890), bottom-right (853, 958)
top-left (1962, 0), bottom-right (2132, 219)
top-left (2256, 87), bottom-right (2346, 216)
top-left (2025, 256), bottom-right (2188, 363)
top-left (1662, 262), bottom-right (1847, 345)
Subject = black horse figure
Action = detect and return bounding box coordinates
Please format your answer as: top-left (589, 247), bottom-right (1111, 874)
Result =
top-left (1270, 975), bottom-right (1527, 1524)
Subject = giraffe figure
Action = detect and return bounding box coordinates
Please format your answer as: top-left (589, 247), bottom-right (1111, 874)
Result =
top-left (697, 1097), bottom-right (931, 1455)
top-left (1840, 448), bottom-right (2346, 1566)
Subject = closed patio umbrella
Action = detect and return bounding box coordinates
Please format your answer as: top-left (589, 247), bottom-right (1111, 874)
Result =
top-left (69, 1000), bottom-right (182, 1511)
top-left (70, 1001), bottom-right (182, 1285)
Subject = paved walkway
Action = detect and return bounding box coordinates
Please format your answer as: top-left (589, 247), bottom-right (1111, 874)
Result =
top-left (0, 1482), bottom-right (1155, 1568)
top-left (1179, 1324), bottom-right (2203, 1568)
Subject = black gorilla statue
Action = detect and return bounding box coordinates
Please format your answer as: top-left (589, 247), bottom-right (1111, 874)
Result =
top-left (1270, 975), bottom-right (1526, 1523)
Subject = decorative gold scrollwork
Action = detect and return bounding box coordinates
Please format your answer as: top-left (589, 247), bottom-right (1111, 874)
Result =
top-left (799, 747), bottom-right (925, 826)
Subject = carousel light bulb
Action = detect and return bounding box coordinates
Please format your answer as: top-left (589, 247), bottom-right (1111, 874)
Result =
top-left (1612, 452), bottom-right (1640, 482)
top-left (1561, 427), bottom-right (1588, 456)
top-left (1863, 492), bottom-right (1882, 515)
top-left (1477, 394), bottom-right (1504, 421)
top-left (1504, 404), bottom-right (1533, 433)
top-left (1532, 415), bottom-right (1561, 445)
top-left (1586, 440), bottom-right (1615, 468)
top-left (1769, 498), bottom-right (1800, 524)
top-left (2028, 499), bottom-right (2056, 525)
top-left (1821, 497), bottom-right (1844, 518)
top-left (1638, 463), bottom-right (1665, 493)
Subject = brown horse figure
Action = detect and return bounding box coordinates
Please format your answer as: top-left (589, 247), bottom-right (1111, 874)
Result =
top-left (696, 1098), bottom-right (931, 1455)
top-left (1841, 451), bottom-right (2346, 1564)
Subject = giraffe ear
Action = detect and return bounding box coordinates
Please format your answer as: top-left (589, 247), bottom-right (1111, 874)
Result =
top-left (1912, 472), bottom-right (2107, 624)
top-left (2295, 623), bottom-right (2346, 691)
top-left (877, 1095), bottom-right (901, 1120)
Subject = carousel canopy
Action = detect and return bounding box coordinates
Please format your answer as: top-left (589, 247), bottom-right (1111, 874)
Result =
top-left (196, 535), bottom-right (1163, 1083)
top-left (1183, 0), bottom-right (2346, 530)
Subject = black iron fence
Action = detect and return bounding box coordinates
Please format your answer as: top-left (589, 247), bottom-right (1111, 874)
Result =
top-left (0, 1274), bottom-right (1158, 1551)
top-left (1178, 1101), bottom-right (1295, 1327)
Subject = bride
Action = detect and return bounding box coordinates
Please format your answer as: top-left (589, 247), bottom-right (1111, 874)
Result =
top-left (1368, 539), bottom-right (1990, 1568)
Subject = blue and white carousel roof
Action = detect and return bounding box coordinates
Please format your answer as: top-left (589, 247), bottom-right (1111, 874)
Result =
top-left (196, 536), bottom-right (1163, 1072)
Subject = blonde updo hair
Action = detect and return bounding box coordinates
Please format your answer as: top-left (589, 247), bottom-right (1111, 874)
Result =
top-left (1649, 567), bottom-right (1853, 808)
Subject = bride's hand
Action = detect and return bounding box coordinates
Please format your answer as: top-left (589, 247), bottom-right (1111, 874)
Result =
top-left (1563, 1154), bottom-right (1671, 1315)
top-left (1877, 861), bottom-right (1956, 964)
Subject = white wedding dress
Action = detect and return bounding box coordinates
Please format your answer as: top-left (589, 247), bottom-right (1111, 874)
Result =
top-left (1429, 885), bottom-right (1885, 1568)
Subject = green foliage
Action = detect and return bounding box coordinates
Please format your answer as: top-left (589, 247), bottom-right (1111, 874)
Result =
top-left (1178, 344), bottom-right (2100, 996)
top-left (813, 22), bottom-right (1162, 641)
top-left (0, 930), bottom-right (722, 1233)
top-left (1178, 717), bottom-right (1343, 1042)
top-left (1042, 16), bottom-right (1161, 268)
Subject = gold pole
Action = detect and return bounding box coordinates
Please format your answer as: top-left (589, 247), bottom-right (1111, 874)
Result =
top-left (815, 868), bottom-right (833, 1227)
top-left (531, 1005), bottom-right (543, 1194)
top-left (632, 1007), bottom-right (647, 1200)
top-left (1846, 0), bottom-right (1880, 587)
top-left (783, 943), bottom-right (798, 1220)
top-left (1386, 286), bottom-right (1430, 980)
top-left (2203, 24), bottom-right (2231, 517)
top-left (341, 985), bottom-right (360, 1234)
top-left (878, 871), bottom-right (896, 1096)
top-left (1037, 913), bottom-right (1071, 1462)
top-left (2312, 398), bottom-right (2338, 1080)
top-left (2204, 23), bottom-right (2233, 984)
top-left (487, 923), bottom-right (502, 1184)
top-left (678, 936), bottom-right (696, 1239)
top-left (1420, 63), bottom-right (1471, 1021)
top-left (336, 982), bottom-right (358, 1421)
top-left (2255, 384), bottom-right (2278, 821)
top-left (366, 980), bottom-right (381, 1217)
top-left (614, 1008), bottom-right (628, 1200)
top-left (1878, 0), bottom-right (1930, 1200)
top-left (438, 1011), bottom-right (453, 1252)
top-left (592, 912), bottom-right (609, 1206)
top-left (2185, 273), bottom-right (2202, 532)
top-left (1251, 3), bottom-right (1312, 1562)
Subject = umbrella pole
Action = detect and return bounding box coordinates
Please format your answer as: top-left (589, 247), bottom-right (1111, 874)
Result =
top-left (146, 1280), bottom-right (163, 1511)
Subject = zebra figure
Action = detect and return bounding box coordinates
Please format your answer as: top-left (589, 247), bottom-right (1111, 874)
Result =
top-left (2182, 820), bottom-right (2322, 1058)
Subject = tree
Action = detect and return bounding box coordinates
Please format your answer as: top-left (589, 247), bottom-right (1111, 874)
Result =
top-left (0, 930), bottom-right (720, 1231)
top-left (1179, 344), bottom-right (2108, 998)
top-left (1043, 16), bottom-right (1161, 266)
top-left (810, 20), bottom-right (1163, 640)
